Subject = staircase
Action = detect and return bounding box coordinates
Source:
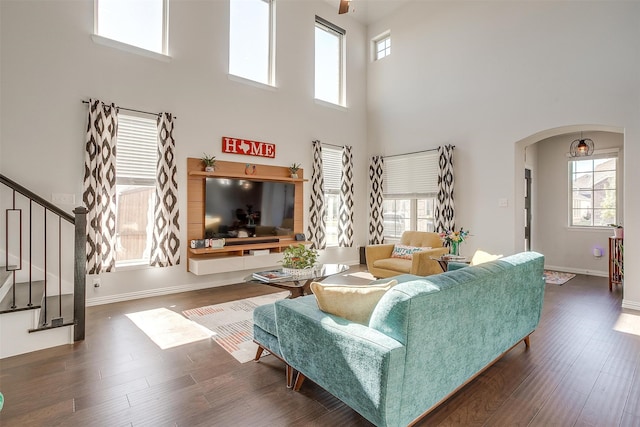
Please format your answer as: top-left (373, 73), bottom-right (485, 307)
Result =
top-left (0, 174), bottom-right (86, 359)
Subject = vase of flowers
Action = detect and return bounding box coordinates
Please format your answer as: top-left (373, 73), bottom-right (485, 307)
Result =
top-left (439, 228), bottom-right (470, 256)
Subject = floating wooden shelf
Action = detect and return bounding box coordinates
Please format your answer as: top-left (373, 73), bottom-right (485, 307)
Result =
top-left (189, 240), bottom-right (310, 256)
top-left (188, 170), bottom-right (307, 182)
top-left (186, 157), bottom-right (307, 275)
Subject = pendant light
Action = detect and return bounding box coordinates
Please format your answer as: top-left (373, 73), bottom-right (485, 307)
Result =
top-left (569, 132), bottom-right (594, 157)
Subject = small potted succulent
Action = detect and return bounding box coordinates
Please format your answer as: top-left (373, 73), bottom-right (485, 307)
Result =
top-left (289, 163), bottom-right (301, 179)
top-left (201, 153), bottom-right (216, 172)
top-left (608, 224), bottom-right (623, 239)
top-left (281, 244), bottom-right (318, 277)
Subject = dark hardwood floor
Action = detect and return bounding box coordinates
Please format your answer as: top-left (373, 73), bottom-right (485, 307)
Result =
top-left (1, 268), bottom-right (638, 426)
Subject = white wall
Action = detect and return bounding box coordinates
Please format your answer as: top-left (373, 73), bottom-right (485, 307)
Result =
top-left (0, 0), bottom-right (369, 303)
top-left (533, 131), bottom-right (623, 276)
top-left (367, 1), bottom-right (640, 309)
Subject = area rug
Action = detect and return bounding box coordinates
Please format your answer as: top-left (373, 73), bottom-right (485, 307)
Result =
top-left (182, 291), bottom-right (289, 363)
top-left (544, 270), bottom-right (576, 285)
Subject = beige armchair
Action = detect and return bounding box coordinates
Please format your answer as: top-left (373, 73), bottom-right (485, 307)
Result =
top-left (365, 231), bottom-right (449, 278)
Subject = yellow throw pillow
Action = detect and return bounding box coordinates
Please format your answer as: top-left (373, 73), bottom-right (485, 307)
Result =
top-left (470, 250), bottom-right (503, 266)
top-left (310, 279), bottom-right (398, 324)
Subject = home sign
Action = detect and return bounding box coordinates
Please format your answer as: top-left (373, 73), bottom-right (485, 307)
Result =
top-left (222, 136), bottom-right (275, 158)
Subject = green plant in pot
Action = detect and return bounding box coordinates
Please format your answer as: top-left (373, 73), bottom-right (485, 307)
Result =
top-left (281, 244), bottom-right (318, 274)
top-left (289, 163), bottom-right (301, 179)
top-left (201, 153), bottom-right (216, 172)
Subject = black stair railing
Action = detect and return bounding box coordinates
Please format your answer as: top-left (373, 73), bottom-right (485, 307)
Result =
top-left (0, 173), bottom-right (87, 341)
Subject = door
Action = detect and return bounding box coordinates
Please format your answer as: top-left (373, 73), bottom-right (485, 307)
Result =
top-left (524, 168), bottom-right (532, 251)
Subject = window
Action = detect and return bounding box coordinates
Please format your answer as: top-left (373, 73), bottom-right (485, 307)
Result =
top-left (383, 151), bottom-right (439, 240)
top-left (569, 156), bottom-right (617, 227)
top-left (322, 147), bottom-right (342, 247)
top-left (95, 0), bottom-right (168, 54)
top-left (374, 33), bottom-right (391, 60)
top-left (315, 17), bottom-right (345, 106)
top-left (229, 0), bottom-right (275, 85)
top-left (115, 114), bottom-right (158, 266)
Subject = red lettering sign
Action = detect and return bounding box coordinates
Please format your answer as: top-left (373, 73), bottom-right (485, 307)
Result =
top-left (221, 137), bottom-right (276, 158)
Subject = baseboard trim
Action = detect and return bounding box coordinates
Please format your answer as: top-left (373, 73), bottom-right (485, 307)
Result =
top-left (86, 259), bottom-right (361, 306)
top-left (622, 299), bottom-right (640, 312)
top-left (86, 280), bottom-right (230, 306)
top-left (543, 265), bottom-right (608, 278)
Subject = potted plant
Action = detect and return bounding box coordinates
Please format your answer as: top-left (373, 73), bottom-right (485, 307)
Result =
top-left (281, 244), bottom-right (318, 276)
top-left (289, 163), bottom-right (301, 179)
top-left (201, 153), bottom-right (216, 172)
top-left (608, 224), bottom-right (624, 239)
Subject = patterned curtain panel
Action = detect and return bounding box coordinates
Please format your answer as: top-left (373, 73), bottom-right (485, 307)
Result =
top-left (307, 140), bottom-right (326, 249)
top-left (150, 113), bottom-right (180, 267)
top-left (435, 144), bottom-right (455, 232)
top-left (338, 145), bottom-right (354, 247)
top-left (83, 99), bottom-right (118, 274)
top-left (368, 156), bottom-right (385, 244)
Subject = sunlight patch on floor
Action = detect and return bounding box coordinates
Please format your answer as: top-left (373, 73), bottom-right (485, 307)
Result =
top-left (613, 312), bottom-right (640, 337)
top-left (125, 308), bottom-right (215, 349)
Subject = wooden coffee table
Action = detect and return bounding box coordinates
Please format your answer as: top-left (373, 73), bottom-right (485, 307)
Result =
top-left (247, 264), bottom-right (350, 298)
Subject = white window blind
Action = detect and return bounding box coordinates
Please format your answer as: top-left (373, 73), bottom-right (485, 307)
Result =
top-left (322, 147), bottom-right (342, 192)
top-left (116, 114), bottom-right (158, 185)
top-left (383, 151), bottom-right (439, 197)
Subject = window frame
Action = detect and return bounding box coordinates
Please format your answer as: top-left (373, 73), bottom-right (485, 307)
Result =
top-left (567, 150), bottom-right (619, 229)
top-left (322, 146), bottom-right (342, 247)
top-left (382, 151), bottom-right (439, 241)
top-left (314, 16), bottom-right (346, 107)
top-left (115, 113), bottom-right (159, 268)
top-left (228, 0), bottom-right (276, 87)
top-left (94, 0), bottom-right (169, 56)
top-left (373, 31), bottom-right (391, 61)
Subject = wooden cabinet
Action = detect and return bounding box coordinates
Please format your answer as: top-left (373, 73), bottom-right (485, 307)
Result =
top-left (608, 237), bottom-right (623, 291)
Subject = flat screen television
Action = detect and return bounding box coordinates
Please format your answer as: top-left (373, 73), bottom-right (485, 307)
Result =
top-left (204, 177), bottom-right (295, 239)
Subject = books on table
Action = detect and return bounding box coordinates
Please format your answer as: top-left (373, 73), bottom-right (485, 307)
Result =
top-left (252, 270), bottom-right (292, 283)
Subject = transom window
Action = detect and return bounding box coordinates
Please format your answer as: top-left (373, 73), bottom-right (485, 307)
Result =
top-left (115, 114), bottom-right (158, 266)
top-left (374, 33), bottom-right (391, 60)
top-left (95, 0), bottom-right (168, 54)
top-left (229, 0), bottom-right (275, 85)
top-left (383, 151), bottom-right (438, 240)
top-left (569, 156), bottom-right (617, 227)
top-left (315, 16), bottom-right (345, 106)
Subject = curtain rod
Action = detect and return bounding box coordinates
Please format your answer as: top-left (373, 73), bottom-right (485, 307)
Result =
top-left (81, 100), bottom-right (177, 119)
top-left (383, 145), bottom-right (455, 159)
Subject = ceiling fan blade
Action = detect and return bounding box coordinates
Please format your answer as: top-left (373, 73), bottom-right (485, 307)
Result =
top-left (338, 0), bottom-right (349, 14)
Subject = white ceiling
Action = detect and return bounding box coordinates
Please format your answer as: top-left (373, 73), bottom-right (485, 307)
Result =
top-left (324, 0), bottom-right (410, 26)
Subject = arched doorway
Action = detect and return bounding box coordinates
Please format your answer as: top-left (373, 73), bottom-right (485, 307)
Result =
top-left (513, 125), bottom-right (624, 274)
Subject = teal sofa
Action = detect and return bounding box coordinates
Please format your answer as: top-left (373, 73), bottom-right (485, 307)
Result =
top-left (271, 252), bottom-right (545, 426)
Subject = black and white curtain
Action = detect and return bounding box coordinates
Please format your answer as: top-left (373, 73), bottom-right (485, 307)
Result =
top-left (338, 146), bottom-right (354, 247)
top-left (368, 156), bottom-right (384, 244)
top-left (308, 140), bottom-right (326, 249)
top-left (83, 99), bottom-right (118, 274)
top-left (435, 144), bottom-right (455, 232)
top-left (150, 113), bottom-right (180, 267)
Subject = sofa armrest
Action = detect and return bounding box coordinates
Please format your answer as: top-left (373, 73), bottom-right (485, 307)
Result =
top-left (411, 247), bottom-right (449, 276)
top-left (275, 298), bottom-right (406, 426)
